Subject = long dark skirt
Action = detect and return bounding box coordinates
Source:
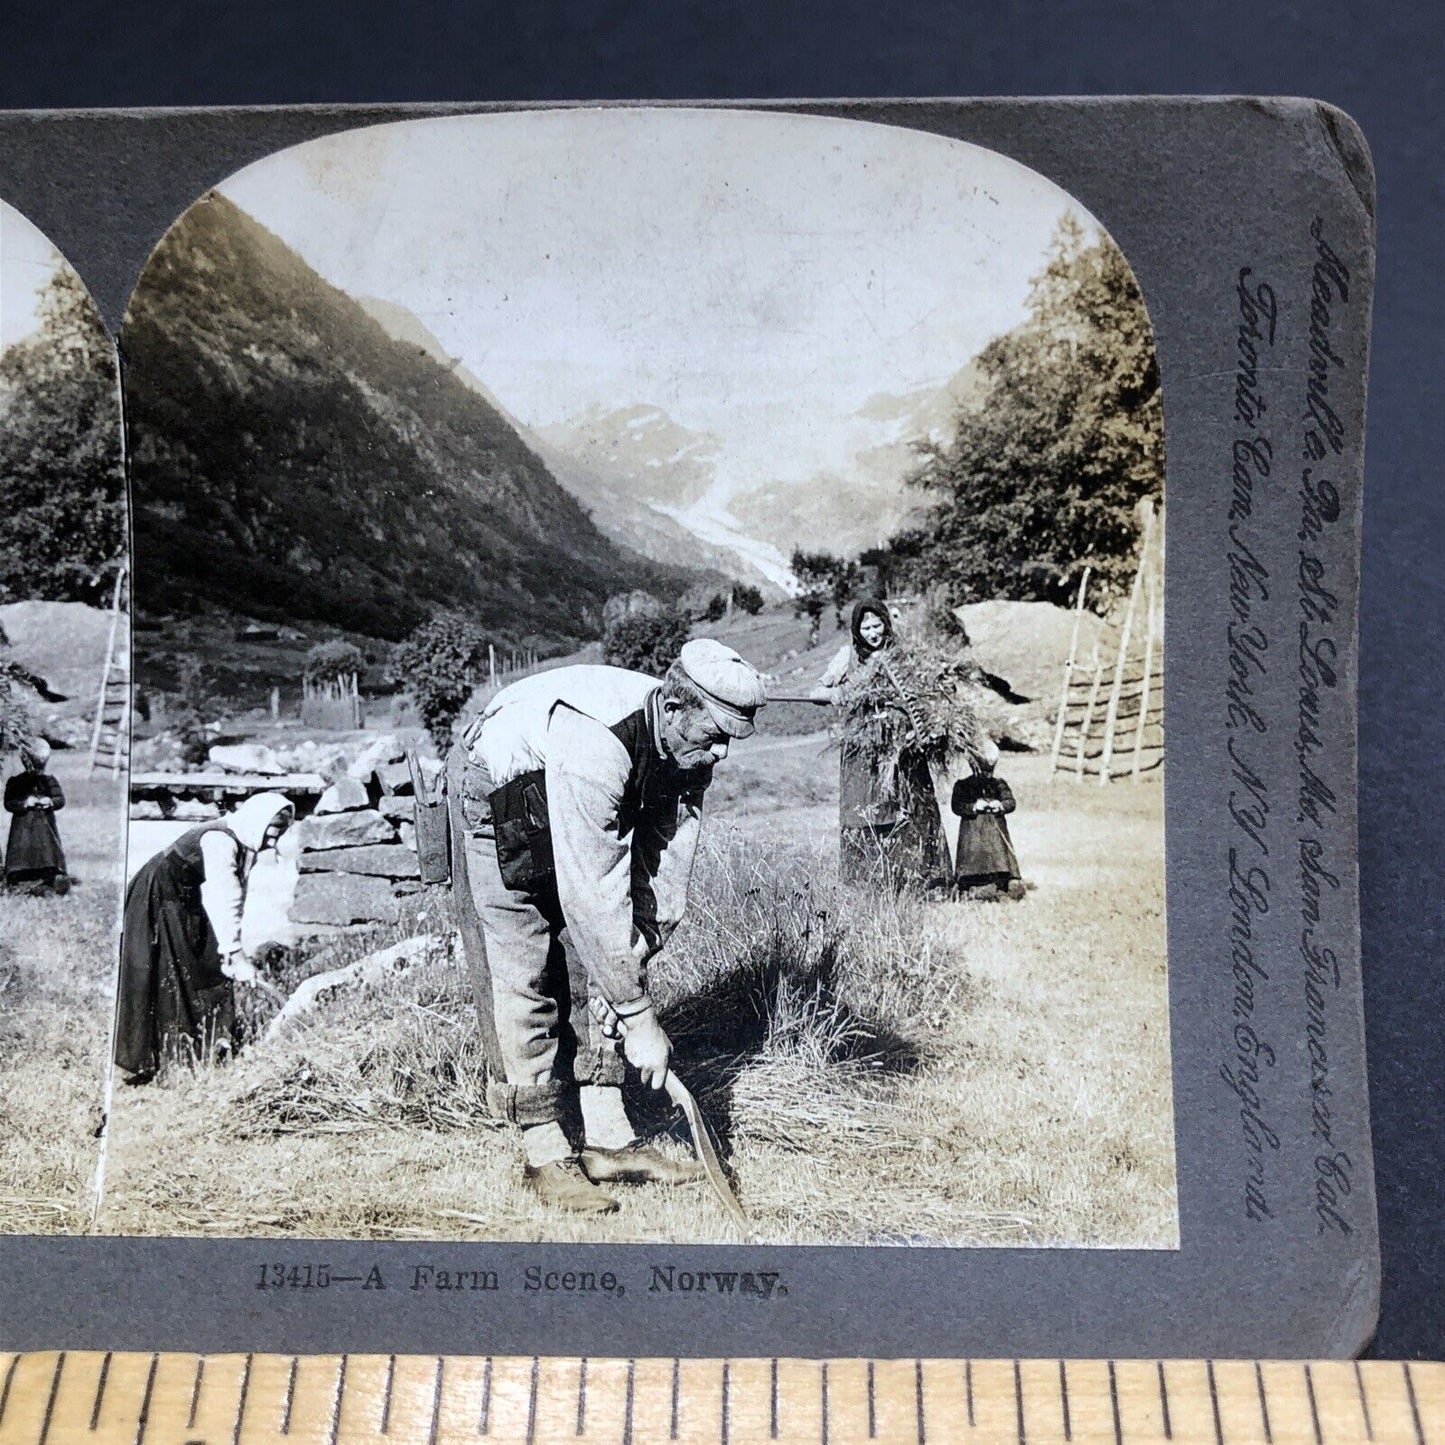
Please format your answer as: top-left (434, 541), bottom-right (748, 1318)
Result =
top-left (4, 811), bottom-right (67, 885)
top-left (113, 849), bottom-right (237, 1078)
top-left (955, 815), bottom-right (1021, 885)
top-left (839, 752), bottom-right (948, 889)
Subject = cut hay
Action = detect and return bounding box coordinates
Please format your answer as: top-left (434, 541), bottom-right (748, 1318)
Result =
top-left (838, 636), bottom-right (987, 801)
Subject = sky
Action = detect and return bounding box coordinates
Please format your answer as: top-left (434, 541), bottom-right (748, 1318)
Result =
top-left (219, 109), bottom-right (1091, 503)
top-left (0, 200), bottom-right (63, 352)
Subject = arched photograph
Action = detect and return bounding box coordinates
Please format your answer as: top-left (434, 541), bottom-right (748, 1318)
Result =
top-left (103, 108), bottom-right (1174, 1247)
top-left (0, 199), bottom-right (128, 1233)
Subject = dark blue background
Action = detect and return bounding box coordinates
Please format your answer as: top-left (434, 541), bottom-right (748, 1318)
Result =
top-left (0, 0), bottom-right (1437, 1360)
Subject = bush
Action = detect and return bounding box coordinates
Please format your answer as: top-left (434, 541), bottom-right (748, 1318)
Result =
top-left (700, 592), bottom-right (727, 623)
top-left (601, 609), bottom-right (692, 676)
top-left (303, 639), bottom-right (366, 686)
top-left (393, 612), bottom-right (490, 748)
top-left (734, 583), bottom-right (765, 615)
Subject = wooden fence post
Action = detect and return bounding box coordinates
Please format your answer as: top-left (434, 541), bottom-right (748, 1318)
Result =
top-left (1132, 565), bottom-right (1159, 780)
top-left (1049, 566), bottom-right (1091, 782)
top-left (1099, 503), bottom-right (1154, 785)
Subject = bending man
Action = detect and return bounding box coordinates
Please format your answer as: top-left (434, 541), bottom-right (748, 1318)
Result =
top-left (448, 640), bottom-right (767, 1214)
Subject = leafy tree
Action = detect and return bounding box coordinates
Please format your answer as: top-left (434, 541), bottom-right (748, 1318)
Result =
top-left (789, 549), bottom-right (833, 640)
top-left (394, 612), bottom-right (490, 747)
top-left (0, 263), bottom-right (126, 604)
top-left (895, 216), bottom-right (1163, 610)
top-left (602, 609), bottom-right (691, 675)
top-left (303, 639), bottom-right (367, 686)
top-left (790, 549), bottom-right (863, 637)
top-left (733, 583), bottom-right (765, 616)
top-left (699, 592), bottom-right (728, 623)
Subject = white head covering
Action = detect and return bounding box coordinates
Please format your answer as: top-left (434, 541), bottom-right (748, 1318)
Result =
top-left (227, 792), bottom-right (295, 851)
top-left (21, 738), bottom-right (51, 768)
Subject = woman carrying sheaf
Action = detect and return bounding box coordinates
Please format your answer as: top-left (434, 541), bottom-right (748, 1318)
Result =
top-left (813, 600), bottom-right (985, 889)
top-left (114, 792), bottom-right (295, 1082)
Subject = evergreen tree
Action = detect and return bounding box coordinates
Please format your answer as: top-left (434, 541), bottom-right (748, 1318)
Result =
top-left (0, 263), bottom-right (126, 604)
top-left (896, 217), bottom-right (1163, 610)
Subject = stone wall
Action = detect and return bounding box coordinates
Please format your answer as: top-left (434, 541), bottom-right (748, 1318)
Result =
top-left (287, 740), bottom-right (440, 927)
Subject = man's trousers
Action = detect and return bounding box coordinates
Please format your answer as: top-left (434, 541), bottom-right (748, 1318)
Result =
top-left (447, 745), bottom-right (625, 1132)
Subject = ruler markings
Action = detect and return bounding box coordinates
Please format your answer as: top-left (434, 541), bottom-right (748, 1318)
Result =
top-left (280, 1355), bottom-right (298, 1435)
top-left (525, 1357), bottom-right (538, 1445)
top-left (427, 1357), bottom-right (443, 1445)
top-left (186, 1358), bottom-right (204, 1432)
top-left (34, 1353), bottom-right (64, 1445)
top-left (1306, 1362), bottom-right (1324, 1444)
top-left (1207, 1360), bottom-right (1224, 1445)
top-left (966, 1359), bottom-right (975, 1429)
top-left (820, 1361), bottom-right (829, 1445)
top-left (89, 1352), bottom-right (112, 1433)
top-left (231, 1354), bottom-right (252, 1445)
top-left (380, 1353), bottom-right (395, 1435)
top-left (1255, 1361), bottom-right (1273, 1443)
top-left (326, 1356), bottom-right (347, 1445)
top-left (1354, 1360), bottom-right (1374, 1441)
top-left (1405, 1362), bottom-right (1426, 1445)
top-left (622, 1360), bottom-right (634, 1445)
top-left (131, 1355), bottom-right (156, 1445)
top-left (1156, 1361), bottom-right (1172, 1440)
top-left (0, 1355), bottom-right (18, 1429)
top-left (4, 1354), bottom-right (1445, 1443)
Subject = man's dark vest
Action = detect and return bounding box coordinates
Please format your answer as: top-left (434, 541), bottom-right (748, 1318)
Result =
top-left (489, 702), bottom-right (711, 894)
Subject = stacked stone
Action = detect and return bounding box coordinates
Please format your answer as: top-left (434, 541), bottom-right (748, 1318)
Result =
top-left (287, 740), bottom-right (439, 928)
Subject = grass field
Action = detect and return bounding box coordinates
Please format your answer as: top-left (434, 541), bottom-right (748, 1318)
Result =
top-left (99, 742), bottom-right (1176, 1249)
top-left (0, 753), bottom-right (122, 1234)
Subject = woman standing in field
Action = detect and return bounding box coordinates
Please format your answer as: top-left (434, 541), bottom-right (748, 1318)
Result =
top-left (813, 600), bottom-right (954, 889)
top-left (114, 792), bottom-right (294, 1081)
top-left (4, 739), bottom-right (68, 894)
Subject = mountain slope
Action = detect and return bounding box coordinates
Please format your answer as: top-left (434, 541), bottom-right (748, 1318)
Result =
top-left (123, 193), bottom-right (672, 646)
top-left (354, 297), bottom-right (763, 588)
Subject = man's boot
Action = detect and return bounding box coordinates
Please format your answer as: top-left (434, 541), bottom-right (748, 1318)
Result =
top-left (580, 1140), bottom-right (706, 1186)
top-left (522, 1157), bottom-right (620, 1213)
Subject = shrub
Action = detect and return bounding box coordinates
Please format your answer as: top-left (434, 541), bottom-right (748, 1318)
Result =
top-left (734, 583), bottom-right (765, 616)
top-left (601, 609), bottom-right (691, 676)
top-left (700, 593), bottom-right (728, 623)
top-left (303, 639), bottom-right (366, 687)
top-left (393, 612), bottom-right (490, 748)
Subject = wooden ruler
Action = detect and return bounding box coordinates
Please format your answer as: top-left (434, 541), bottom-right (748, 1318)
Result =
top-left (0, 1353), bottom-right (1440, 1444)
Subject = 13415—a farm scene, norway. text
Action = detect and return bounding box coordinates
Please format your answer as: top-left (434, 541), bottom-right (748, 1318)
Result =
top-left (3, 109), bottom-right (1176, 1249)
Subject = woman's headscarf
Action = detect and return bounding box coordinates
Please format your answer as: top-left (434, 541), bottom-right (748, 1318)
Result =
top-left (227, 792), bottom-right (295, 852)
top-left (21, 737), bottom-right (51, 770)
top-left (850, 600), bottom-right (895, 658)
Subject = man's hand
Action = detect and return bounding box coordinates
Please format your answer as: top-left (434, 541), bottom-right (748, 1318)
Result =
top-left (609, 999), bottom-right (676, 1086)
top-left (220, 951), bottom-right (259, 984)
top-left (589, 994), bottom-right (624, 1042)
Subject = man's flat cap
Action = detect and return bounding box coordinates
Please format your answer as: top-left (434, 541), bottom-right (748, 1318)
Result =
top-left (679, 638), bottom-right (768, 738)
